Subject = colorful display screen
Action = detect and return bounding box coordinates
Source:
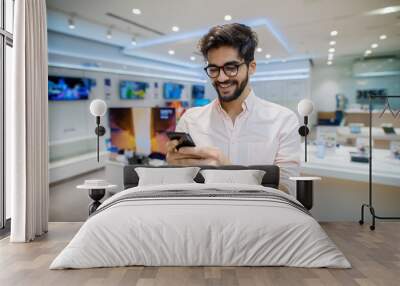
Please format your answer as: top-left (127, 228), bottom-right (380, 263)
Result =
top-left (48, 76), bottom-right (91, 100)
top-left (192, 85), bottom-right (205, 99)
top-left (120, 81), bottom-right (149, 99)
top-left (108, 107), bottom-right (176, 157)
top-left (193, 98), bottom-right (211, 107)
top-left (163, 82), bottom-right (184, 100)
top-left (166, 101), bottom-right (189, 121)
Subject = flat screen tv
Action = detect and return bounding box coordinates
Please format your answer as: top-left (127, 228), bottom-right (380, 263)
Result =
top-left (48, 76), bottom-right (91, 100)
top-left (120, 81), bottom-right (149, 99)
top-left (192, 84), bottom-right (205, 99)
top-left (356, 89), bottom-right (386, 105)
top-left (163, 82), bottom-right (184, 100)
top-left (193, 98), bottom-right (211, 107)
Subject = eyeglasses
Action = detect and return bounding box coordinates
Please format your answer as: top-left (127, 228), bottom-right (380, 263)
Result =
top-left (204, 62), bottom-right (247, 78)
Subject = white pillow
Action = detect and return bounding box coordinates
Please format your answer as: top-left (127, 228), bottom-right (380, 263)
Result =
top-left (135, 167), bottom-right (200, 186)
top-left (200, 169), bottom-right (266, 185)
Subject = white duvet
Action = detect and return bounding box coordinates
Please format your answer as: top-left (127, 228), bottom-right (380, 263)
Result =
top-left (50, 183), bottom-right (351, 269)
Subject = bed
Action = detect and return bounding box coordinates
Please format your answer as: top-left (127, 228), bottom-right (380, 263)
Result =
top-left (50, 165), bottom-right (350, 269)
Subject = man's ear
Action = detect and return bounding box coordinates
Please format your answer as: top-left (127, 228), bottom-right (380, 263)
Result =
top-left (248, 60), bottom-right (256, 76)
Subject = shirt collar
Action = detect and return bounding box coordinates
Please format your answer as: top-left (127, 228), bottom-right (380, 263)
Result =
top-left (214, 89), bottom-right (256, 115)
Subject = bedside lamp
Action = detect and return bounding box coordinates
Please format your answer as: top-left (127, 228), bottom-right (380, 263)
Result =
top-left (297, 99), bottom-right (314, 162)
top-left (292, 99), bottom-right (320, 211)
top-left (90, 99), bottom-right (107, 162)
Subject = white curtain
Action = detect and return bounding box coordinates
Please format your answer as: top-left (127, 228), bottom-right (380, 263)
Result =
top-left (9, 0), bottom-right (49, 242)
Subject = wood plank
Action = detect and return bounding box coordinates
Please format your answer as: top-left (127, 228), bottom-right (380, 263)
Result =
top-left (0, 222), bottom-right (399, 286)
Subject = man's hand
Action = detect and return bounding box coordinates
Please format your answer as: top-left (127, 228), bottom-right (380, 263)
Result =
top-left (166, 140), bottom-right (230, 166)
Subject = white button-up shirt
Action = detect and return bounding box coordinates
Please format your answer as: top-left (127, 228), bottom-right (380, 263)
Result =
top-left (176, 90), bottom-right (301, 196)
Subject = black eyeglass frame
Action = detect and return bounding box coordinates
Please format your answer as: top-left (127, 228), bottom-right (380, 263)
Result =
top-left (203, 61), bottom-right (248, 78)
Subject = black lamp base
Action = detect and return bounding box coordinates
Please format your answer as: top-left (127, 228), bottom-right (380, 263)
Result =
top-left (88, 189), bottom-right (106, 215)
top-left (296, 180), bottom-right (313, 210)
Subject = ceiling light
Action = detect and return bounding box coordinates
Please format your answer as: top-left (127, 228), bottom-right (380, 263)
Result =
top-left (379, 34), bottom-right (387, 40)
top-left (265, 54), bottom-right (271, 59)
top-left (132, 8), bottom-right (141, 15)
top-left (365, 50), bottom-right (372, 56)
top-left (371, 43), bottom-right (378, 49)
top-left (131, 37), bottom-right (137, 46)
top-left (367, 6), bottom-right (400, 15)
top-left (190, 56), bottom-right (196, 61)
top-left (256, 47), bottom-right (263, 53)
top-left (106, 29), bottom-right (112, 39)
top-left (330, 30), bottom-right (338, 37)
top-left (68, 17), bottom-right (75, 29)
top-left (172, 26), bottom-right (179, 32)
top-left (327, 61), bottom-right (332, 65)
top-left (328, 54), bottom-right (334, 60)
top-left (328, 48), bottom-right (335, 53)
top-left (168, 50), bottom-right (175, 55)
top-left (224, 15), bottom-right (232, 21)
top-left (329, 41), bottom-right (336, 46)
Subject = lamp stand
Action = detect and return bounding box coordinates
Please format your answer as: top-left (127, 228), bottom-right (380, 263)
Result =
top-left (94, 116), bottom-right (106, 162)
top-left (298, 116), bottom-right (309, 162)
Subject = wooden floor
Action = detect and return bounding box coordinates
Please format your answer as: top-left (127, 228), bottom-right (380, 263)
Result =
top-left (0, 222), bottom-right (399, 286)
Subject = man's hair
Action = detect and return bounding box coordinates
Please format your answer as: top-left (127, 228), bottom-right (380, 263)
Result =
top-left (198, 23), bottom-right (258, 63)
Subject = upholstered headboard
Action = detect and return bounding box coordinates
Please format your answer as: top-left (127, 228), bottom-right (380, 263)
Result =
top-left (123, 165), bottom-right (280, 189)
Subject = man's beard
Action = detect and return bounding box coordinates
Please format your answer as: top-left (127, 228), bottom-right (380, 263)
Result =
top-left (213, 73), bottom-right (249, 103)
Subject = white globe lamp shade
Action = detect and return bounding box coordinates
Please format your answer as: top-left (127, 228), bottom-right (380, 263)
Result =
top-left (298, 99), bottom-right (314, 116)
top-left (90, 99), bottom-right (107, 117)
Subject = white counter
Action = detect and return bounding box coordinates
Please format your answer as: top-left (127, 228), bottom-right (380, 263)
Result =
top-left (301, 145), bottom-right (400, 187)
top-left (336, 127), bottom-right (400, 141)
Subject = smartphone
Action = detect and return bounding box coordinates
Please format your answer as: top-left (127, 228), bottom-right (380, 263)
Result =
top-left (166, 132), bottom-right (196, 150)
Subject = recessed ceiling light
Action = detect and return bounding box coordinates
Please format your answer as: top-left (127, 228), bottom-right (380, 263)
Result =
top-left (365, 50), bottom-right (372, 55)
top-left (371, 43), bottom-right (378, 49)
top-left (256, 47), bottom-right (262, 53)
top-left (68, 17), bottom-right (75, 29)
top-left (131, 37), bottom-right (137, 45)
top-left (330, 30), bottom-right (338, 37)
top-left (367, 6), bottom-right (400, 15)
top-left (329, 41), bottom-right (336, 46)
top-left (168, 50), bottom-right (175, 55)
top-left (132, 8), bottom-right (141, 15)
top-left (327, 61), bottom-right (332, 65)
top-left (265, 54), bottom-right (271, 59)
top-left (328, 54), bottom-right (334, 60)
top-left (379, 34), bottom-right (387, 40)
top-left (190, 56), bottom-right (196, 61)
top-left (172, 26), bottom-right (179, 32)
top-left (328, 48), bottom-right (335, 53)
top-left (224, 15), bottom-right (232, 21)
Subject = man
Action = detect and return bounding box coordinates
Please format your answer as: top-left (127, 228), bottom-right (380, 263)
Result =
top-left (166, 23), bottom-right (301, 195)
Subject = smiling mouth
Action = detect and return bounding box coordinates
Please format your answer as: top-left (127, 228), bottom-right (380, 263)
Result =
top-left (217, 82), bottom-right (235, 89)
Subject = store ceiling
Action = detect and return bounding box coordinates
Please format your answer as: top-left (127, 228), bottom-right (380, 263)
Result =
top-left (46, 0), bottom-right (400, 67)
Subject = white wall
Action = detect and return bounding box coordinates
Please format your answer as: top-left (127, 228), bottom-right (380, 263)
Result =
top-left (252, 78), bottom-right (310, 113)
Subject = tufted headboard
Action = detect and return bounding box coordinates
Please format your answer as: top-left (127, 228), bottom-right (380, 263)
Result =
top-left (123, 165), bottom-right (280, 190)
